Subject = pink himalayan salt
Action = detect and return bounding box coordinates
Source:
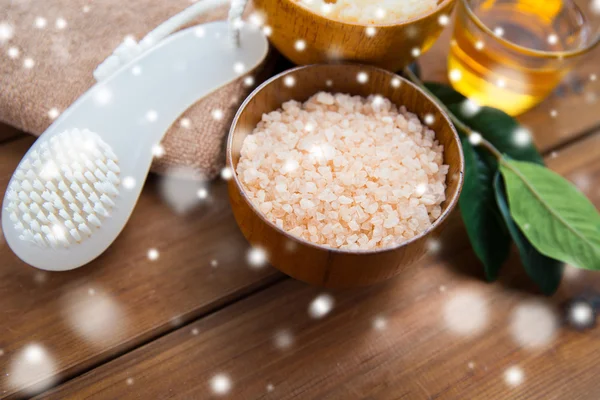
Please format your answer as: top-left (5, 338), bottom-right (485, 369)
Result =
top-left (236, 92), bottom-right (449, 251)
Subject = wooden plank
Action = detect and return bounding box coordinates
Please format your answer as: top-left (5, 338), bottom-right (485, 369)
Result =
top-left (1, 35), bottom-right (597, 399)
top-left (419, 14), bottom-right (600, 153)
top-left (0, 137), bottom-right (282, 399)
top-left (39, 133), bottom-right (600, 399)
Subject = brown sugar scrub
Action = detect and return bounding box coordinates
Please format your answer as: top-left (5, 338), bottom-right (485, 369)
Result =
top-left (236, 92), bottom-right (449, 250)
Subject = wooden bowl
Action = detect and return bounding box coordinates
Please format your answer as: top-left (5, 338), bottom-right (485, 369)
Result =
top-left (253, 0), bottom-right (456, 71)
top-left (227, 64), bottom-right (464, 287)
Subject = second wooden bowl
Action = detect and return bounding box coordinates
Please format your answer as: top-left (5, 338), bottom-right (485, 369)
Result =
top-left (253, 0), bottom-right (457, 71)
top-left (227, 64), bottom-right (464, 287)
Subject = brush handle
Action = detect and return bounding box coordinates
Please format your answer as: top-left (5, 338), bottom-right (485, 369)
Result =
top-left (95, 0), bottom-right (250, 81)
top-left (228, 0), bottom-right (250, 47)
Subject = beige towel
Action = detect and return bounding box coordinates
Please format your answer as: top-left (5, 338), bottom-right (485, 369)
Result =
top-left (0, 0), bottom-right (277, 179)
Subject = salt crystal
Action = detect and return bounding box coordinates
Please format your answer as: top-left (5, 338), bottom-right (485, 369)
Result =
top-left (236, 92), bottom-right (448, 250)
top-left (339, 196), bottom-right (353, 205)
top-left (300, 199), bottom-right (315, 209)
top-left (316, 92), bottom-right (335, 105)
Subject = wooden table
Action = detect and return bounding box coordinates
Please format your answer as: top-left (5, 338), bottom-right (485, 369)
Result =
top-left (1, 23), bottom-right (600, 400)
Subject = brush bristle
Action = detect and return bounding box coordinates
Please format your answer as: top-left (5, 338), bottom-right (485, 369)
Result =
top-left (5, 129), bottom-right (120, 248)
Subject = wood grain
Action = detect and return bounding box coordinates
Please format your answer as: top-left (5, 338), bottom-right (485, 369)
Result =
top-left (228, 64), bottom-right (464, 287)
top-left (254, 0), bottom-right (456, 71)
top-left (0, 137), bottom-right (282, 399)
top-left (0, 11), bottom-right (598, 396)
top-left (38, 132), bottom-right (600, 400)
top-left (1, 78), bottom-right (597, 400)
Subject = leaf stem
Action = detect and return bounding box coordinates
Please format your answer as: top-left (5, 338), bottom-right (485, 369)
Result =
top-left (402, 66), bottom-right (503, 160)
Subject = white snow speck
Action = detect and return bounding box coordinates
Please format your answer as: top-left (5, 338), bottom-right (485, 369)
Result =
top-left (372, 316), bottom-right (387, 331)
top-left (308, 294), bottom-right (334, 319)
top-left (504, 366), bottom-right (524, 386)
top-left (567, 300), bottom-right (595, 329)
top-left (247, 247), bottom-right (267, 268)
top-left (55, 18), bottom-right (67, 29)
top-left (23, 58), bottom-right (35, 69)
top-left (0, 22), bottom-right (14, 42)
top-left (509, 300), bottom-right (558, 348)
top-left (147, 248), bottom-right (159, 261)
top-left (146, 110), bottom-right (158, 122)
top-left (7, 47), bottom-right (19, 59)
top-left (461, 99), bottom-right (481, 117)
top-left (210, 374), bottom-right (232, 395)
top-left (211, 109), bottom-right (224, 120)
top-left (7, 344), bottom-right (57, 395)
top-left (469, 132), bottom-right (482, 145)
top-left (94, 87), bottom-right (112, 105)
top-left (180, 118), bottom-right (191, 128)
top-left (34, 17), bottom-right (47, 29)
top-left (221, 167), bottom-right (233, 180)
top-left (449, 69), bottom-right (462, 82)
top-left (424, 114), bottom-right (435, 125)
top-left (284, 75), bottom-right (296, 87)
top-left (123, 176), bottom-right (136, 190)
top-left (233, 62), bottom-right (245, 74)
top-left (513, 127), bottom-right (532, 146)
top-left (427, 238), bottom-right (441, 253)
top-left (273, 329), bottom-right (294, 349)
top-left (48, 108), bottom-right (60, 120)
top-left (244, 76), bottom-right (255, 86)
top-left (414, 183), bottom-right (428, 196)
top-left (152, 144), bottom-right (165, 158)
top-left (444, 290), bottom-right (488, 336)
top-left (197, 188), bottom-right (208, 199)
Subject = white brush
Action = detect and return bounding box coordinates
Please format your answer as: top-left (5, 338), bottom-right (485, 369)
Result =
top-left (2, 2), bottom-right (266, 271)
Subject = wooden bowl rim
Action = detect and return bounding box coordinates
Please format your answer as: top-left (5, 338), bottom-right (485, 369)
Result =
top-left (279, 0), bottom-right (456, 28)
top-left (227, 63), bottom-right (464, 255)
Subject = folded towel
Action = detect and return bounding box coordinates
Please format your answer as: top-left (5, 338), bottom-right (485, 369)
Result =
top-left (0, 0), bottom-right (275, 179)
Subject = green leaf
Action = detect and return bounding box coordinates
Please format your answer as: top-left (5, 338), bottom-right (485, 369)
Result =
top-left (450, 105), bottom-right (544, 165)
top-left (494, 173), bottom-right (563, 294)
top-left (500, 159), bottom-right (600, 271)
top-left (425, 83), bottom-right (544, 165)
top-left (460, 135), bottom-right (511, 280)
top-left (425, 82), bottom-right (468, 105)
